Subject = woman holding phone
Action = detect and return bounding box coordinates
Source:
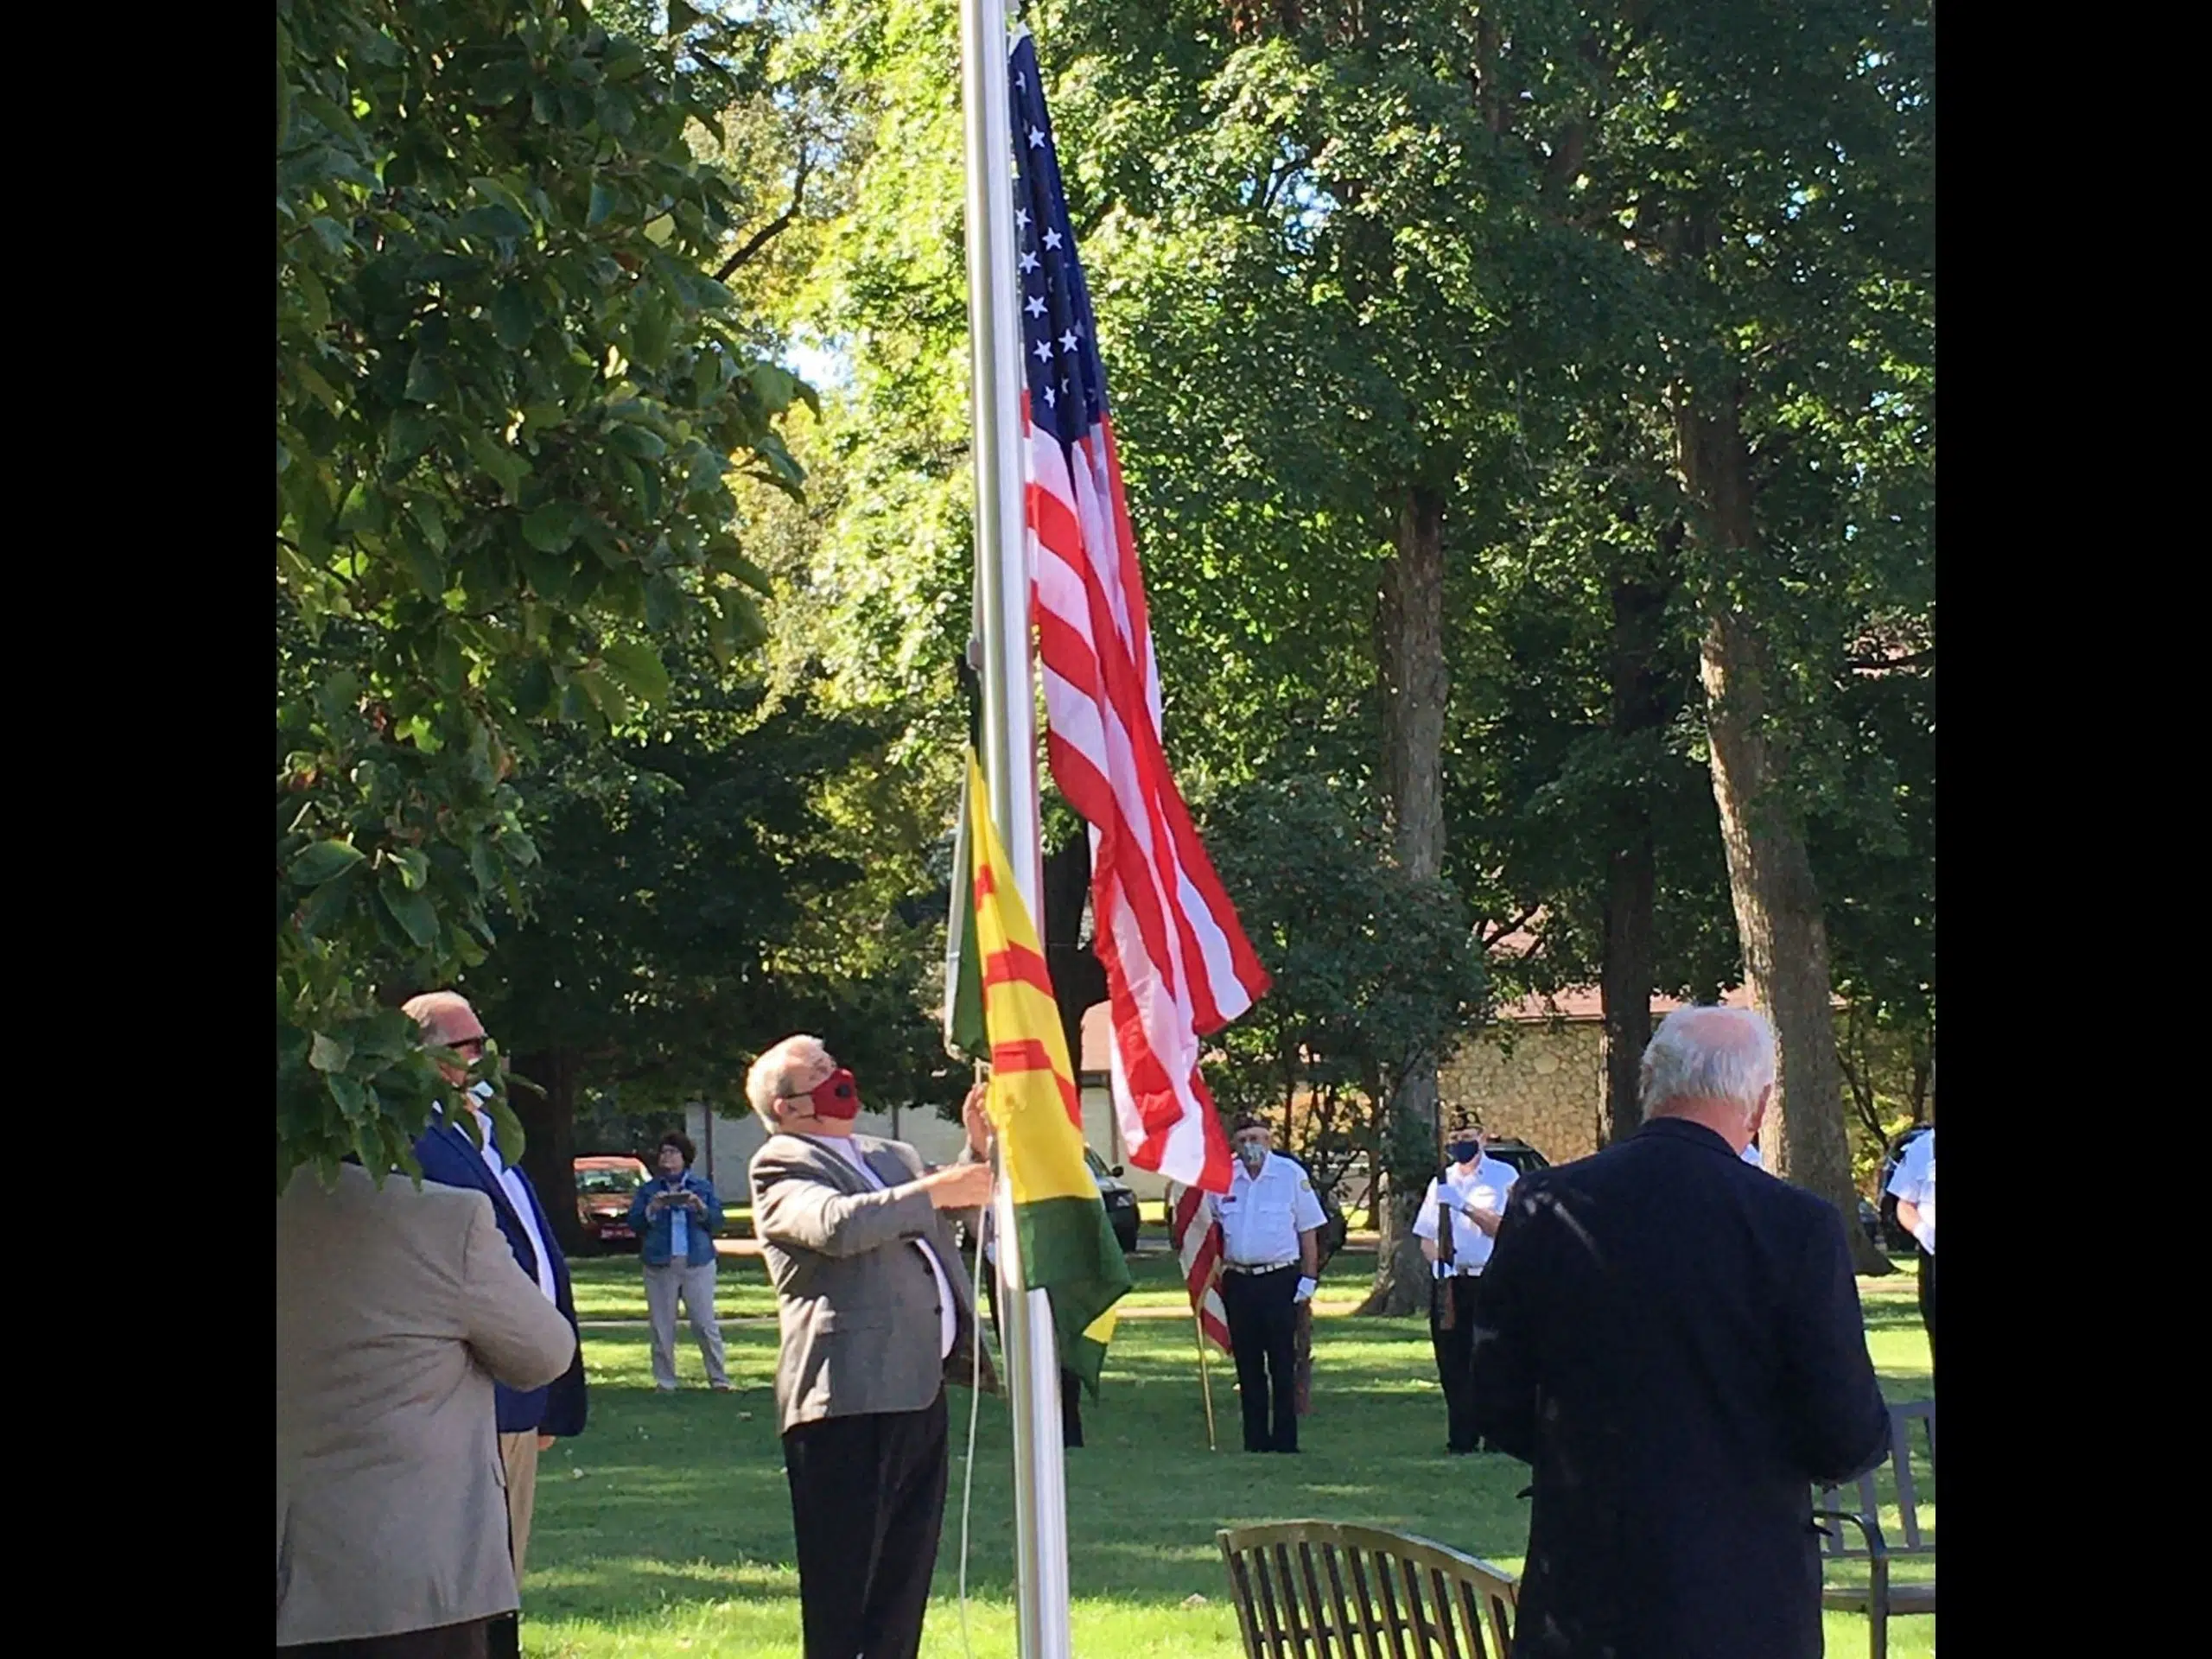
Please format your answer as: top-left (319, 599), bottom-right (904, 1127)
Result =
top-left (626, 1131), bottom-right (730, 1392)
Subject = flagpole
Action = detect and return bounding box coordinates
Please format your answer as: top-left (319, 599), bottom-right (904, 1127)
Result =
top-left (1192, 1307), bottom-right (1219, 1452)
top-left (961, 2), bottom-right (1071, 1656)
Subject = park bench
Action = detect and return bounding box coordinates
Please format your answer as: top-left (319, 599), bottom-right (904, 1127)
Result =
top-left (1816, 1398), bottom-right (1936, 1659)
top-left (1217, 1519), bottom-right (1518, 1658)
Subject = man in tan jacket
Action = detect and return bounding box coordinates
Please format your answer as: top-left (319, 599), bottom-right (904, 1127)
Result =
top-left (747, 1035), bottom-right (995, 1659)
top-left (277, 1159), bottom-right (577, 1658)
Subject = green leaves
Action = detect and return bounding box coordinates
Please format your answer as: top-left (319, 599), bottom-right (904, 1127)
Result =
top-left (290, 838), bottom-right (364, 887)
top-left (378, 865), bottom-right (441, 950)
top-left (466, 432), bottom-right (530, 502)
top-left (523, 500), bottom-right (582, 552)
top-left (276, 0), bottom-right (828, 1188)
top-left (490, 284), bottom-right (537, 350)
top-left (600, 639), bottom-right (671, 706)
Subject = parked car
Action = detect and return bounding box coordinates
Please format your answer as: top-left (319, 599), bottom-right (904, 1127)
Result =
top-left (1480, 1137), bottom-right (1551, 1181)
top-left (1876, 1125), bottom-right (1930, 1254)
top-left (1086, 1147), bottom-right (1141, 1254)
top-left (575, 1155), bottom-right (650, 1251)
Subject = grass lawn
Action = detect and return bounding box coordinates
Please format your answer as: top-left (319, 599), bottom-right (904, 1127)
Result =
top-left (527, 1249), bottom-right (1932, 1656)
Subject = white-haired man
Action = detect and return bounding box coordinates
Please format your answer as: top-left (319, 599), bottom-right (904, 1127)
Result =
top-left (744, 1035), bottom-right (996, 1659)
top-left (1467, 1006), bottom-right (1891, 1659)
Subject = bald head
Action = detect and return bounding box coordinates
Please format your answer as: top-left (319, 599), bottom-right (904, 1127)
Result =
top-left (1640, 1006), bottom-right (1776, 1151)
top-left (746, 1034), bottom-right (834, 1130)
top-left (402, 990), bottom-right (486, 1048)
top-left (402, 991), bottom-right (487, 1089)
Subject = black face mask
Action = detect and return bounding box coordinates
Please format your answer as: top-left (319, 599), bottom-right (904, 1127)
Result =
top-left (1446, 1140), bottom-right (1479, 1165)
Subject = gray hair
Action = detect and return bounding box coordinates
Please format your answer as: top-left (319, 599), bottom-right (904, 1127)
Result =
top-left (1639, 1007), bottom-right (1776, 1122)
top-left (745, 1034), bottom-right (830, 1129)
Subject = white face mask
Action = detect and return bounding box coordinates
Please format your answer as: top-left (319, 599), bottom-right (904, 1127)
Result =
top-left (1237, 1141), bottom-right (1268, 1173)
top-left (467, 1080), bottom-right (496, 1103)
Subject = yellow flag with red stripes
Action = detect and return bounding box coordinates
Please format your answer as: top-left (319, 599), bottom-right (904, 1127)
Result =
top-left (966, 748), bottom-right (1132, 1391)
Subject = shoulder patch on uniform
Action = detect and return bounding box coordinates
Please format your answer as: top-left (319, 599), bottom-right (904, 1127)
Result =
top-left (1298, 1177), bottom-right (1312, 1191)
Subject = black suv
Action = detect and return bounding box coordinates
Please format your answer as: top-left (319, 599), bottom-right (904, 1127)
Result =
top-left (1085, 1147), bottom-right (1141, 1254)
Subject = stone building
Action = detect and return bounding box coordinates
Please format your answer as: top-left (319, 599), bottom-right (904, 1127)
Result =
top-left (1439, 985), bottom-right (1766, 1166)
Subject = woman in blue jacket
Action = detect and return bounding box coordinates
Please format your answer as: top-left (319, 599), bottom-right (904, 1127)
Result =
top-left (626, 1132), bottom-right (730, 1391)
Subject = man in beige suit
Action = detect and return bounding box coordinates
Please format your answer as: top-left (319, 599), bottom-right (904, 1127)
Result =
top-left (277, 1160), bottom-right (577, 1658)
top-left (747, 1035), bottom-right (996, 1659)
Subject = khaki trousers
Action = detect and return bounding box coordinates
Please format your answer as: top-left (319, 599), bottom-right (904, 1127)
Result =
top-left (644, 1257), bottom-right (729, 1389)
top-left (498, 1430), bottom-right (539, 1580)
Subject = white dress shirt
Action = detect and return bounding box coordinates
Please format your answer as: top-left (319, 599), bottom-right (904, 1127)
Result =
top-left (1214, 1152), bottom-right (1327, 1268)
top-left (1885, 1129), bottom-right (1936, 1255)
top-left (469, 1108), bottom-right (558, 1304)
top-left (1411, 1156), bottom-right (1517, 1275)
top-left (1741, 1142), bottom-right (1764, 1168)
top-left (822, 1137), bottom-right (957, 1358)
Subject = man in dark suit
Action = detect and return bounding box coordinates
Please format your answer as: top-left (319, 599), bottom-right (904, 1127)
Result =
top-left (404, 992), bottom-right (588, 1656)
top-left (1468, 1005), bottom-right (1892, 1659)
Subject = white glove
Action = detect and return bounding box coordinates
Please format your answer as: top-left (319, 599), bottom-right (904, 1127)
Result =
top-left (1293, 1276), bottom-right (1318, 1305)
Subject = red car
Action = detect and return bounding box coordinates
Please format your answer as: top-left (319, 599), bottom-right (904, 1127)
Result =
top-left (575, 1155), bottom-right (650, 1251)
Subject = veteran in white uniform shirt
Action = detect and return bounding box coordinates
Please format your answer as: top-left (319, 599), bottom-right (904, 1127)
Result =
top-left (1412, 1115), bottom-right (1518, 1453)
top-left (1211, 1114), bottom-right (1326, 1452)
top-left (1885, 1119), bottom-right (1936, 1389)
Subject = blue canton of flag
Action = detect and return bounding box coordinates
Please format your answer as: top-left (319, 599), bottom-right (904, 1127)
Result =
top-left (1008, 32), bottom-right (1109, 448)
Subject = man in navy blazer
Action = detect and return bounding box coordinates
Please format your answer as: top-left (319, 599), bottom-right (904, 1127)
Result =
top-left (1468, 1006), bottom-right (1891, 1659)
top-left (405, 993), bottom-right (587, 1618)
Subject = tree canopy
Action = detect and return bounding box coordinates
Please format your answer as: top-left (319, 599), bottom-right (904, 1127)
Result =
top-left (276, 0), bottom-right (810, 1185)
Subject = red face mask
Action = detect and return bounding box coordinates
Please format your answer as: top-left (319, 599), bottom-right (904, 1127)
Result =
top-left (807, 1068), bottom-right (861, 1121)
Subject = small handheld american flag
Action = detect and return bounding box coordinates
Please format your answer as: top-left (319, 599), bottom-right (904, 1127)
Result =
top-left (1166, 1179), bottom-right (1231, 1356)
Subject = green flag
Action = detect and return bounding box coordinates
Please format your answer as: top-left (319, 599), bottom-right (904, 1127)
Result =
top-left (944, 760), bottom-right (988, 1060)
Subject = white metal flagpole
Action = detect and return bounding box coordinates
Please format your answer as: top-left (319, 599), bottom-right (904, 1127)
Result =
top-left (960, 3), bottom-right (1072, 1658)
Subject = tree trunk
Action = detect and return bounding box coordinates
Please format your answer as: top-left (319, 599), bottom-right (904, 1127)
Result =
top-left (1676, 399), bottom-right (1891, 1275)
top-left (1599, 554), bottom-right (1672, 1147)
top-left (1359, 484), bottom-right (1451, 1316)
top-left (512, 1046), bottom-right (584, 1257)
top-left (1042, 831), bottom-right (1107, 1096)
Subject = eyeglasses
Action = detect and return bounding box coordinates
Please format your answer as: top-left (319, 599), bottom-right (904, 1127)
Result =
top-left (449, 1039), bottom-right (487, 1058)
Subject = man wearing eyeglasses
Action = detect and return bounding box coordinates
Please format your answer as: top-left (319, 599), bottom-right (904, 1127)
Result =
top-left (404, 992), bottom-right (586, 1659)
top-left (744, 1033), bottom-right (997, 1659)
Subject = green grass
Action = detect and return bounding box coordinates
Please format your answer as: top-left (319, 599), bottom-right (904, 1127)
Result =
top-left (526, 1250), bottom-right (1932, 1656)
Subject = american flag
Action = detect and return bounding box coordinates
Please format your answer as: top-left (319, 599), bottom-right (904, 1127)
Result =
top-left (1009, 31), bottom-right (1270, 1197)
top-left (1166, 1180), bottom-right (1232, 1356)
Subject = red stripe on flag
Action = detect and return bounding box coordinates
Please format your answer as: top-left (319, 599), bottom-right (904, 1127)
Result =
top-left (981, 941), bottom-right (1053, 998)
top-left (986, 1038), bottom-right (1084, 1127)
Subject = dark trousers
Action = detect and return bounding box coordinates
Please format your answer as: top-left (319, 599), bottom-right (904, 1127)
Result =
top-left (782, 1392), bottom-right (950, 1659)
top-left (1428, 1274), bottom-right (1483, 1452)
top-left (1918, 1249), bottom-right (1936, 1389)
top-left (1221, 1264), bottom-right (1300, 1452)
top-left (982, 1259), bottom-right (1085, 1447)
top-left (281, 1619), bottom-right (492, 1659)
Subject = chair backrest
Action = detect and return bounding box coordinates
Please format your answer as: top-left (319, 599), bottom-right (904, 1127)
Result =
top-left (1815, 1398), bottom-right (1936, 1559)
top-left (1217, 1519), bottom-right (1519, 1659)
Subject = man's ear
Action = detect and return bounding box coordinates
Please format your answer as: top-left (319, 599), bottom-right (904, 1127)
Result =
top-left (1747, 1084), bottom-right (1772, 1141)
